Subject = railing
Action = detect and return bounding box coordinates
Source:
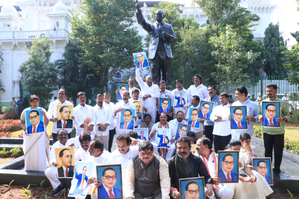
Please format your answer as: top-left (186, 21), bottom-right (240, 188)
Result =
top-left (0, 29), bottom-right (69, 40)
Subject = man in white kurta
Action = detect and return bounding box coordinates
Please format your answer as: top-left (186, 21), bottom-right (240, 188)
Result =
top-left (103, 92), bottom-right (116, 152)
top-left (186, 95), bottom-right (204, 139)
top-left (172, 79), bottom-right (189, 118)
top-left (187, 74), bottom-right (209, 106)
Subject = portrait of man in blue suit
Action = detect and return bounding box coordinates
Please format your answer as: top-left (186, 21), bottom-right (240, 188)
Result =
top-left (174, 93), bottom-right (186, 108)
top-left (27, 110), bottom-right (44, 134)
top-left (57, 106), bottom-right (73, 128)
top-left (188, 109), bottom-right (200, 128)
top-left (159, 99), bottom-right (170, 114)
top-left (257, 160), bottom-right (272, 184)
top-left (231, 108), bottom-right (247, 129)
top-left (120, 109), bottom-right (134, 130)
top-left (99, 168), bottom-right (122, 198)
top-left (138, 131), bottom-right (147, 140)
top-left (117, 85), bottom-right (128, 100)
top-left (219, 154), bottom-right (238, 182)
top-left (157, 131), bottom-right (170, 148)
top-left (199, 103), bottom-right (211, 120)
top-left (73, 166), bottom-right (89, 195)
top-left (262, 104), bottom-right (279, 127)
top-left (135, 53), bottom-right (148, 68)
top-left (175, 125), bottom-right (188, 140)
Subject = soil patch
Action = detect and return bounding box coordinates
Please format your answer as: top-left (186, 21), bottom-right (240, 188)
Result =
top-left (0, 157), bottom-right (15, 165)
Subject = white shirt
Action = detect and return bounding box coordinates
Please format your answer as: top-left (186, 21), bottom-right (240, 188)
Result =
top-left (210, 104), bottom-right (231, 136)
top-left (73, 104), bottom-right (95, 136)
top-left (47, 99), bottom-right (73, 133)
top-left (75, 147), bottom-right (91, 162)
top-left (186, 104), bottom-right (204, 132)
top-left (232, 98), bottom-right (258, 138)
top-left (114, 101), bottom-right (136, 135)
top-left (89, 150), bottom-right (111, 177)
top-left (103, 102), bottom-right (116, 130)
top-left (199, 152), bottom-right (217, 178)
top-left (187, 84), bottom-right (209, 105)
top-left (93, 105), bottom-right (111, 136)
top-left (169, 119), bottom-right (188, 139)
top-left (129, 86), bottom-right (143, 100)
top-left (135, 68), bottom-right (160, 107)
top-left (149, 122), bottom-right (172, 142)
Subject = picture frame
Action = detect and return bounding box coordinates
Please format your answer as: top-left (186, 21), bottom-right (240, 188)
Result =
top-left (135, 128), bottom-right (149, 141)
top-left (175, 123), bottom-right (191, 140)
top-left (57, 105), bottom-right (73, 129)
top-left (174, 90), bottom-right (187, 108)
top-left (25, 108), bottom-right (45, 135)
top-left (261, 101), bottom-right (281, 128)
top-left (159, 98), bottom-right (171, 114)
top-left (218, 150), bottom-right (239, 183)
top-left (198, 101), bottom-right (214, 121)
top-left (69, 161), bottom-right (93, 197)
top-left (55, 147), bottom-right (75, 179)
top-left (129, 100), bottom-right (143, 113)
top-left (133, 52), bottom-right (149, 69)
top-left (119, 108), bottom-right (135, 130)
top-left (188, 108), bottom-right (201, 128)
top-left (179, 177), bottom-right (205, 199)
top-left (253, 157), bottom-right (273, 186)
top-left (191, 144), bottom-right (197, 154)
top-left (155, 128), bottom-right (171, 148)
top-left (230, 106), bottom-right (248, 129)
top-left (117, 84), bottom-right (129, 100)
top-left (96, 164), bottom-right (123, 199)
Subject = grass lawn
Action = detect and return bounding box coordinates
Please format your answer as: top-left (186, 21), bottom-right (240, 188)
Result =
top-left (254, 123), bottom-right (299, 141)
top-left (11, 122), bottom-right (54, 137)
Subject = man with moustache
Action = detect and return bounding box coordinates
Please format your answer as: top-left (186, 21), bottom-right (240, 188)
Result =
top-left (187, 74), bottom-right (209, 105)
top-left (131, 89), bottom-right (148, 128)
top-left (57, 106), bottom-right (73, 129)
top-left (186, 96), bottom-right (204, 139)
top-left (128, 77), bottom-right (142, 100)
top-left (138, 114), bottom-right (154, 132)
top-left (172, 79), bottom-right (189, 118)
top-left (103, 92), bottom-right (116, 152)
top-left (168, 137), bottom-right (213, 199)
top-left (93, 94), bottom-right (111, 150)
top-left (124, 141), bottom-right (170, 199)
top-left (158, 80), bottom-right (173, 121)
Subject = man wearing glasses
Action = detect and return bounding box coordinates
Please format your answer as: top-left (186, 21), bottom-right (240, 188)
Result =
top-left (262, 104), bottom-right (279, 126)
top-left (135, 53), bottom-right (148, 69)
top-left (99, 168), bottom-right (121, 198)
top-left (27, 110), bottom-right (44, 134)
top-left (186, 96), bottom-right (203, 139)
top-left (257, 160), bottom-right (271, 183)
top-left (120, 109), bottom-right (134, 130)
top-left (219, 154), bottom-right (238, 182)
top-left (199, 103), bottom-right (211, 120)
top-left (184, 182), bottom-right (200, 199)
top-left (231, 108), bottom-right (246, 128)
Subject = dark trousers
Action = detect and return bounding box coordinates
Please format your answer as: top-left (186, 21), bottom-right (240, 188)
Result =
top-left (213, 134), bottom-right (231, 153)
top-left (150, 56), bottom-right (171, 85)
top-left (204, 126), bottom-right (214, 147)
top-left (263, 133), bottom-right (284, 173)
top-left (52, 133), bottom-right (71, 143)
top-left (108, 128), bottom-right (116, 152)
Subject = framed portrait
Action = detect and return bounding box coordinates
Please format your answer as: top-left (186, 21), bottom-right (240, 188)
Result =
top-left (69, 161), bottom-right (93, 197)
top-left (130, 100), bottom-right (143, 113)
top-left (117, 84), bottom-right (129, 100)
top-left (135, 128), bottom-right (148, 141)
top-left (96, 164), bottom-right (123, 199)
top-left (199, 101), bottom-right (214, 121)
top-left (57, 105), bottom-right (73, 129)
top-left (133, 52), bottom-right (149, 69)
top-left (55, 147), bottom-right (75, 179)
top-left (175, 124), bottom-right (191, 140)
top-left (174, 90), bottom-right (187, 108)
top-left (218, 150), bottom-right (239, 183)
top-left (188, 108), bottom-right (201, 128)
top-left (179, 177), bottom-right (205, 199)
top-left (25, 108), bottom-right (45, 135)
top-left (262, 101), bottom-right (281, 128)
top-left (155, 128), bottom-right (171, 148)
top-left (191, 144), bottom-right (197, 154)
top-left (120, 108), bottom-right (135, 130)
top-left (159, 98), bottom-right (171, 114)
top-left (230, 106), bottom-right (248, 129)
top-left (253, 157), bottom-right (273, 186)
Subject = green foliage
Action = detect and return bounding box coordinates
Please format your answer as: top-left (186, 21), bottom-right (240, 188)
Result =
top-left (263, 23), bottom-right (288, 76)
top-left (69, 0), bottom-right (142, 92)
top-left (19, 38), bottom-right (58, 107)
top-left (20, 184), bottom-right (32, 198)
top-left (10, 147), bottom-right (23, 158)
top-left (0, 148), bottom-right (10, 157)
top-left (1, 106), bottom-right (15, 113)
top-left (285, 137), bottom-right (299, 154)
top-left (283, 41), bottom-right (299, 87)
top-left (151, 2), bottom-right (182, 26)
top-left (40, 191), bottom-right (51, 199)
top-left (0, 51), bottom-right (5, 91)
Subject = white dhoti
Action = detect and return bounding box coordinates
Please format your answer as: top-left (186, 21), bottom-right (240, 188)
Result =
top-left (166, 142), bottom-right (176, 160)
top-left (45, 166), bottom-right (61, 189)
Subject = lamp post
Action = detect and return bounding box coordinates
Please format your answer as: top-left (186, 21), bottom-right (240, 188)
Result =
top-left (260, 59), bottom-right (265, 98)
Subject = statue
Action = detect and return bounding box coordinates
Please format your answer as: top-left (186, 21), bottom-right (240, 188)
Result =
top-left (135, 3), bottom-right (177, 85)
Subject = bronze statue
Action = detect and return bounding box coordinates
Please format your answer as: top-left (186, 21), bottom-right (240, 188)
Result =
top-left (135, 3), bottom-right (177, 85)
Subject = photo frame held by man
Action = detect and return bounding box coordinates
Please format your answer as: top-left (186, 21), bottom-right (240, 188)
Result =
top-left (218, 150), bottom-right (239, 183)
top-left (159, 98), bottom-right (171, 114)
top-left (198, 101), bottom-right (214, 121)
top-left (119, 108), bottom-right (135, 130)
top-left (174, 90), bottom-right (187, 108)
top-left (261, 101), bottom-right (281, 128)
top-left (96, 164), bottom-right (123, 199)
top-left (135, 128), bottom-right (149, 141)
top-left (155, 128), bottom-right (171, 148)
top-left (230, 106), bottom-right (248, 129)
top-left (25, 108), bottom-right (45, 135)
top-left (117, 84), bottom-right (129, 100)
top-left (179, 177), bottom-right (205, 199)
top-left (133, 52), bottom-right (149, 69)
top-left (188, 108), bottom-right (201, 128)
top-left (175, 124), bottom-right (191, 140)
top-left (55, 147), bottom-right (75, 179)
top-left (253, 157), bottom-right (273, 186)
top-left (129, 100), bottom-right (143, 113)
top-left (56, 105), bottom-right (73, 129)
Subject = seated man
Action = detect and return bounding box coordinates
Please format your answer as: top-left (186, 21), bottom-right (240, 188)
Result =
top-left (124, 141), bottom-right (170, 199)
top-left (138, 113), bottom-right (154, 132)
top-left (127, 130), bottom-right (159, 155)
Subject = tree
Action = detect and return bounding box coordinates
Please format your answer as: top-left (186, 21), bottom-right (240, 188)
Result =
top-left (283, 43), bottom-right (299, 87)
top-left (19, 38), bottom-right (58, 107)
top-left (70, 0), bottom-right (142, 92)
top-left (263, 23), bottom-right (288, 76)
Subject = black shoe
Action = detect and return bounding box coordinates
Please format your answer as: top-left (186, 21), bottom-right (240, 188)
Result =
top-left (51, 185), bottom-right (66, 196)
top-left (273, 172), bottom-right (280, 179)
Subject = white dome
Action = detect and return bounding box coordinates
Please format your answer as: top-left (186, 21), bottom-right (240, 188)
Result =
top-left (1, 4), bottom-right (18, 17)
top-left (52, 0), bottom-right (68, 14)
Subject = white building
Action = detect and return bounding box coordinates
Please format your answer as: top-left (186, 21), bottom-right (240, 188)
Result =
top-left (0, 0), bottom-right (277, 103)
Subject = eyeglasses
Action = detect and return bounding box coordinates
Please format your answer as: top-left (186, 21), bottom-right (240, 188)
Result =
top-left (191, 114), bottom-right (198, 116)
top-left (266, 109), bottom-right (276, 113)
top-left (29, 115), bottom-right (38, 120)
top-left (123, 114), bottom-right (132, 118)
top-left (139, 151), bottom-right (153, 156)
top-left (104, 175), bottom-right (117, 180)
top-left (234, 113), bottom-right (242, 116)
top-left (203, 106), bottom-right (210, 110)
top-left (187, 190), bottom-right (199, 195)
top-left (258, 166), bottom-right (267, 170)
top-left (224, 161), bottom-right (234, 166)
top-left (136, 56), bottom-right (143, 58)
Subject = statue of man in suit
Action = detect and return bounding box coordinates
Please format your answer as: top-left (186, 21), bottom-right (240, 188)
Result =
top-left (135, 3), bottom-right (177, 85)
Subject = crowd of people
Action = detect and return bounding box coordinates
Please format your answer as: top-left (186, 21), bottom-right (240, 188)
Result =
top-left (19, 67), bottom-right (289, 199)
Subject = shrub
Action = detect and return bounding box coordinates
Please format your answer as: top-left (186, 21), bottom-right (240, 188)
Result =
top-left (0, 120), bottom-right (22, 133)
top-left (1, 106), bottom-right (15, 114)
top-left (10, 146), bottom-right (23, 157)
top-left (0, 148), bottom-right (10, 157)
top-left (3, 112), bottom-right (19, 119)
